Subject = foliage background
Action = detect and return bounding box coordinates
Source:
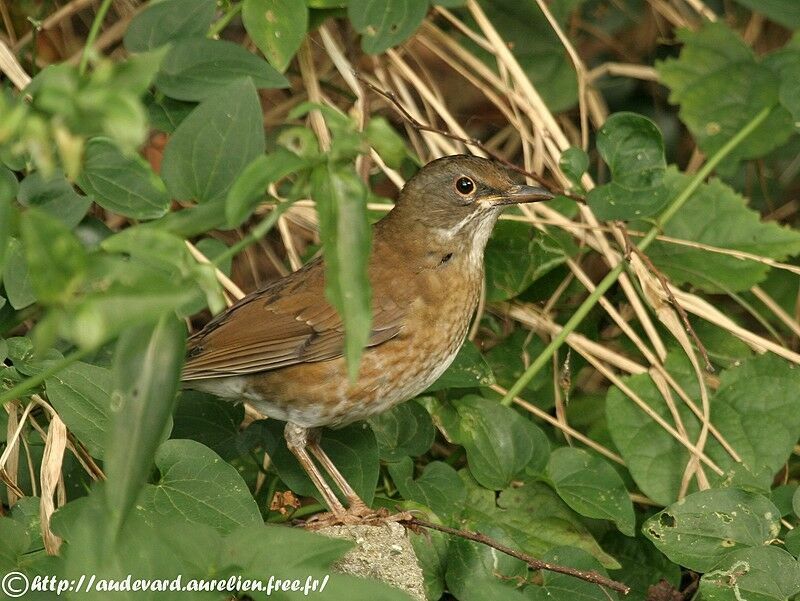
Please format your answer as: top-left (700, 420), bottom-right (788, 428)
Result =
top-left (1, 0), bottom-right (800, 599)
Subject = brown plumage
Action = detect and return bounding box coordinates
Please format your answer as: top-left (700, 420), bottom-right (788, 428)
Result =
top-left (182, 155), bottom-right (553, 518)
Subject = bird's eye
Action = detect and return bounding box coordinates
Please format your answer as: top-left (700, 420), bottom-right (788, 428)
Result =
top-left (455, 176), bottom-right (475, 195)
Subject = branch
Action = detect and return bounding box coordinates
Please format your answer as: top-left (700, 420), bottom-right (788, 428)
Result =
top-left (405, 517), bottom-right (630, 595)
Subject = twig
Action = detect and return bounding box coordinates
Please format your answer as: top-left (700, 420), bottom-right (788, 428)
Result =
top-left (405, 517), bottom-right (630, 595)
top-left (621, 228), bottom-right (714, 373)
top-left (354, 72), bottom-right (578, 200)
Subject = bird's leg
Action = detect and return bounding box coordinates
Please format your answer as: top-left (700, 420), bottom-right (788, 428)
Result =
top-left (306, 429), bottom-right (370, 515)
top-left (283, 422), bottom-right (346, 516)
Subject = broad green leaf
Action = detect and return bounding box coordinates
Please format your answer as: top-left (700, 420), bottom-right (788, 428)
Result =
top-left (172, 391), bottom-right (246, 461)
top-left (105, 314), bottom-right (186, 535)
top-left (587, 112), bottom-right (668, 220)
top-left (20, 207), bottom-right (87, 304)
top-left (388, 457), bottom-right (466, 518)
top-left (225, 148), bottom-right (306, 227)
top-left (0, 167), bottom-right (16, 279)
top-left (348, 0), bottom-right (428, 54)
top-left (426, 342), bottom-right (495, 391)
top-left (156, 38), bottom-right (288, 101)
top-left (262, 420), bottom-right (379, 506)
top-left (636, 168), bottom-right (800, 292)
top-left (146, 95), bottom-right (196, 133)
top-left (410, 528), bottom-right (448, 601)
top-left (559, 147), bottom-right (589, 188)
top-left (369, 399), bottom-right (435, 461)
top-left (600, 531), bottom-right (681, 601)
top-left (45, 362), bottom-right (112, 459)
top-left (485, 329), bottom-right (555, 407)
top-left (786, 529), bottom-right (800, 559)
top-left (365, 116), bottom-right (409, 169)
top-left (138, 439), bottom-right (261, 533)
top-left (607, 353), bottom-right (800, 505)
top-left (526, 546), bottom-right (616, 601)
top-left (484, 221), bottom-right (569, 302)
top-left (78, 137), bottom-right (170, 220)
top-left (455, 395), bottom-right (549, 490)
top-left (657, 23), bottom-right (793, 165)
top-left (0, 517), bottom-right (29, 572)
top-left (731, 0), bottom-right (800, 28)
top-left (643, 488), bottom-right (781, 572)
top-left (161, 78), bottom-right (266, 204)
top-left (699, 546), bottom-right (800, 600)
top-left (124, 0), bottom-right (216, 52)
top-left (495, 482), bottom-right (620, 568)
top-left (482, 0), bottom-right (578, 112)
top-left (311, 163), bottom-right (372, 380)
top-left (243, 0), bottom-right (308, 72)
top-left (546, 447), bottom-right (635, 536)
top-left (445, 518), bottom-right (530, 601)
top-left (18, 170), bottom-right (91, 228)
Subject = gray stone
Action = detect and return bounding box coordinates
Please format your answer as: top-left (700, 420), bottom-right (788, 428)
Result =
top-left (317, 522), bottom-right (426, 601)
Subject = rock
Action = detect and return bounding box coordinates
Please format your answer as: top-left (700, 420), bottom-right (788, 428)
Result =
top-left (317, 522), bottom-right (426, 601)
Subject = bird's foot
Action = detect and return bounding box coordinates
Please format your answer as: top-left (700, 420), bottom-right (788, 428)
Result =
top-left (303, 504), bottom-right (413, 529)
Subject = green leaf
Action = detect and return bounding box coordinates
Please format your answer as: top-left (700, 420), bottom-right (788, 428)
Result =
top-left (495, 482), bottom-right (620, 568)
top-left (124, 0), bottom-right (216, 52)
top-left (348, 0), bottom-right (428, 54)
top-left (634, 168), bottom-right (800, 292)
top-left (0, 517), bottom-right (30, 571)
top-left (657, 23), bottom-right (792, 166)
top-left (18, 170), bottom-right (92, 228)
top-left (388, 457), bottom-right (466, 518)
top-left (607, 353), bottom-right (800, 505)
top-left (225, 148), bottom-right (306, 227)
top-left (484, 221), bottom-right (568, 302)
top-left (369, 400), bottom-right (435, 461)
top-left (146, 95), bottom-right (196, 133)
top-left (243, 0), bottom-right (308, 72)
top-left (455, 395), bottom-right (549, 490)
top-left (172, 391), bottom-right (246, 460)
top-left (156, 38), bottom-right (288, 101)
top-left (731, 0), bottom-right (800, 28)
top-left (310, 163), bottom-right (372, 380)
top-left (600, 530), bottom-right (681, 601)
top-left (138, 439), bottom-right (261, 533)
top-left (45, 362), bottom-right (112, 459)
top-left (426, 342), bottom-right (495, 391)
top-left (263, 421), bottom-right (380, 506)
top-left (526, 546), bottom-right (616, 601)
top-left (587, 112), bottom-right (668, 220)
top-left (161, 78), bottom-right (266, 204)
top-left (78, 137), bottom-right (170, 220)
top-left (105, 314), bottom-right (186, 536)
top-left (0, 167), bottom-right (16, 279)
top-left (643, 488), bottom-right (781, 572)
top-left (365, 116), bottom-right (409, 169)
top-left (559, 147), bottom-right (589, 188)
top-left (20, 207), bottom-right (87, 304)
top-left (546, 447), bottom-right (635, 536)
top-left (699, 546), bottom-right (800, 600)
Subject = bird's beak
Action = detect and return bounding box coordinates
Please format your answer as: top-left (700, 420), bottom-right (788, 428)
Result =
top-left (497, 184), bottom-right (555, 205)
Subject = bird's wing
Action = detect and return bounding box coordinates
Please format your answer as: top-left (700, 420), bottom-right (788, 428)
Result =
top-left (181, 259), bottom-right (407, 380)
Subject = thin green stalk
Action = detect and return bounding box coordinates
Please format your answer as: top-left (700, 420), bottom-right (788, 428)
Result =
top-left (0, 347), bottom-right (94, 406)
top-left (78, 0), bottom-right (113, 75)
top-left (500, 105), bottom-right (772, 406)
top-left (208, 2), bottom-right (243, 37)
top-left (212, 202), bottom-right (291, 268)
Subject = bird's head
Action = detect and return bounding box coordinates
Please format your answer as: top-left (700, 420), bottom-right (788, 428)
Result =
top-left (390, 155), bottom-right (553, 251)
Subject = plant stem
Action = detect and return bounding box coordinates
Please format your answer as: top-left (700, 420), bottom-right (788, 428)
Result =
top-left (208, 2), bottom-right (243, 38)
top-left (78, 0), bottom-right (113, 75)
top-left (212, 203), bottom-right (291, 268)
top-left (500, 105), bottom-right (772, 406)
top-left (0, 347), bottom-right (94, 406)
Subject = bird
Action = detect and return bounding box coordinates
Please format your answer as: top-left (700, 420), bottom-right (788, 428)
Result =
top-left (181, 155), bottom-right (553, 520)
